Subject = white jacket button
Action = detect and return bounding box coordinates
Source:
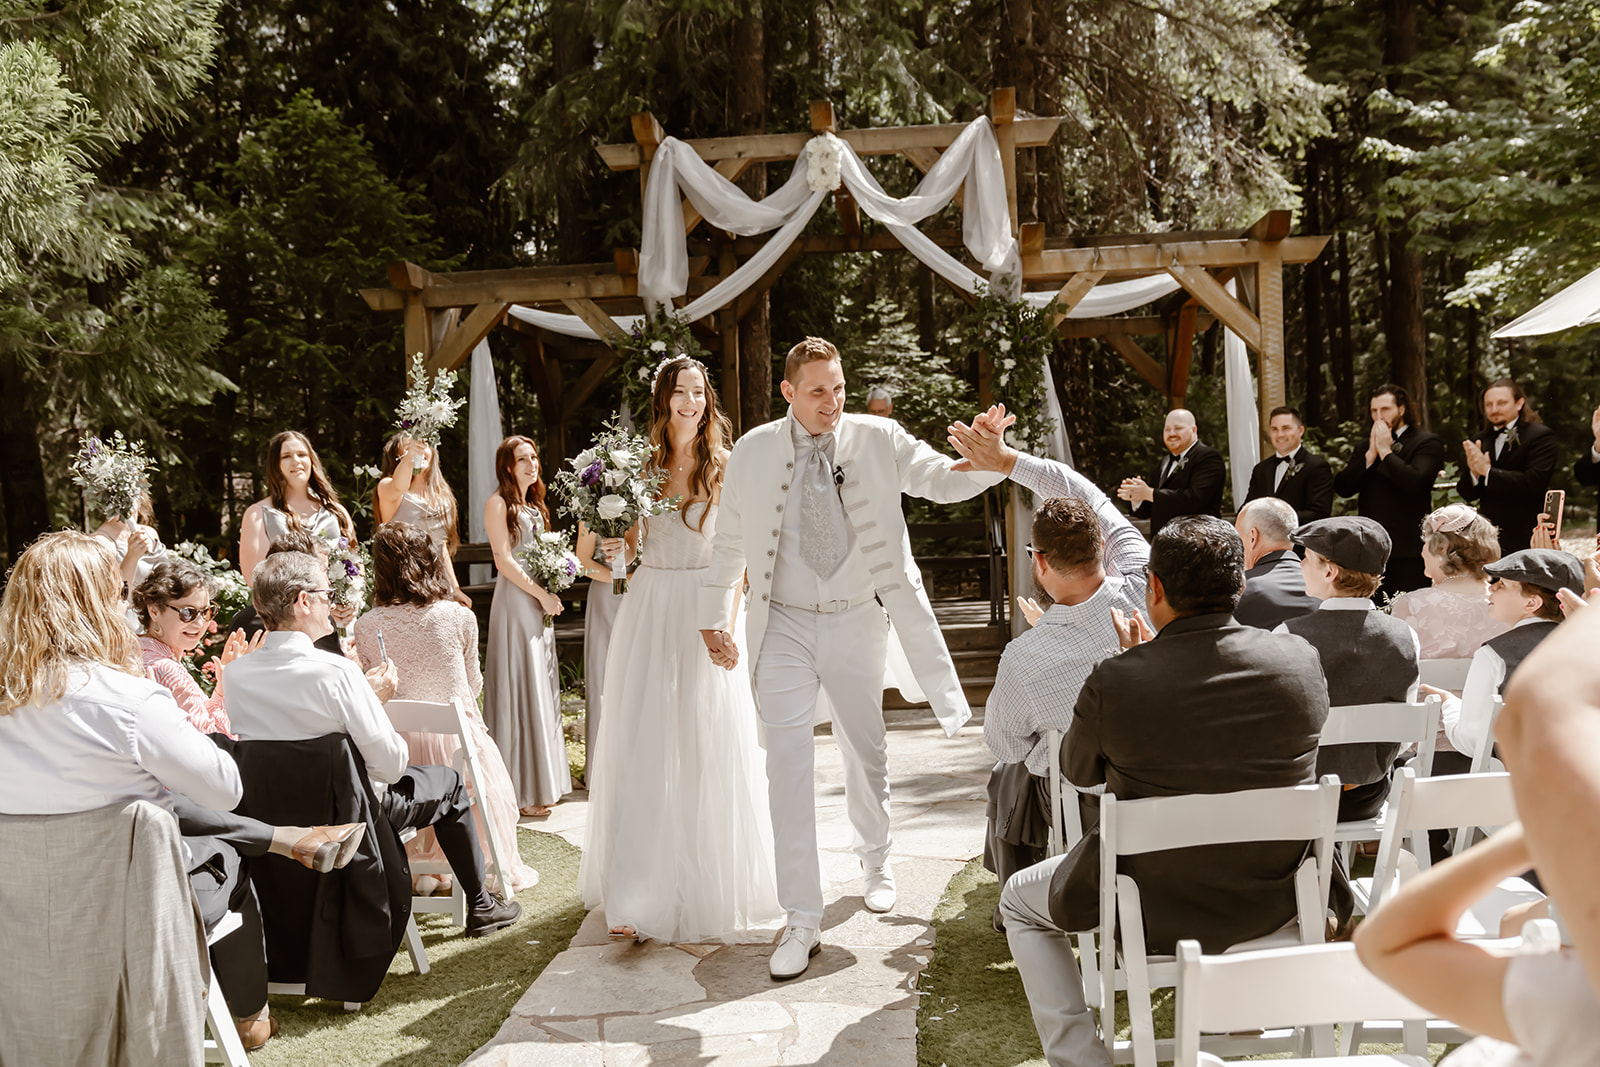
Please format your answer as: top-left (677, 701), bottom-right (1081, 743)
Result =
top-left (780, 484), bottom-right (788, 491)
top-left (762, 594), bottom-right (769, 601)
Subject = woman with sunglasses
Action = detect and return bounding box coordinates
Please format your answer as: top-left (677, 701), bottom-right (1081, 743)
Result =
top-left (133, 559), bottom-right (262, 737)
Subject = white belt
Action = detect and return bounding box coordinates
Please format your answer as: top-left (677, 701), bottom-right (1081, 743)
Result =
top-left (769, 593), bottom-right (877, 614)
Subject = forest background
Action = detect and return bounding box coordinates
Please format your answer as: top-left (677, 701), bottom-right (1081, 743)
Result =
top-left (3, 0), bottom-right (1598, 563)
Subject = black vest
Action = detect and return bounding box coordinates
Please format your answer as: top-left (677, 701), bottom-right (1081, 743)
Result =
top-left (1484, 621), bottom-right (1559, 689)
top-left (1284, 606), bottom-right (1419, 787)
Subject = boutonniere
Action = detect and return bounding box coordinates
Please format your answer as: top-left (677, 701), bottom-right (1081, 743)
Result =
top-left (1170, 454), bottom-right (1188, 474)
top-left (1503, 423), bottom-right (1521, 448)
top-left (1282, 459), bottom-right (1305, 480)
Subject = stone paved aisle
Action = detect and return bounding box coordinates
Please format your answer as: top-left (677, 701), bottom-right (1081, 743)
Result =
top-left (466, 713), bottom-right (993, 1066)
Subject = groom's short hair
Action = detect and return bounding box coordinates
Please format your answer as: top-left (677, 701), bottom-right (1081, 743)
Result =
top-left (785, 337), bottom-right (841, 382)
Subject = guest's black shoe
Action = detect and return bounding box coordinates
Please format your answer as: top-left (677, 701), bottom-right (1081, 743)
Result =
top-left (466, 897), bottom-right (522, 937)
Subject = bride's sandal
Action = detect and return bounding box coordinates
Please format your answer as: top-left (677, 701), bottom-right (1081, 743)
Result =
top-left (608, 925), bottom-right (645, 943)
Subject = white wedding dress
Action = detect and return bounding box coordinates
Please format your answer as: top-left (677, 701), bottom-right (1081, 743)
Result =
top-left (579, 502), bottom-right (784, 943)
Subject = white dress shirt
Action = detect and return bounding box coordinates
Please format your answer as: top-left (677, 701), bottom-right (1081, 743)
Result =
top-left (1273, 446), bottom-right (1303, 491)
top-left (222, 630), bottom-right (409, 785)
top-left (1440, 616), bottom-right (1545, 757)
top-left (1273, 597), bottom-right (1422, 701)
top-left (769, 414), bottom-right (876, 608)
top-left (1471, 418), bottom-right (1519, 485)
top-left (0, 662), bottom-right (241, 816)
top-left (1159, 440), bottom-right (1198, 486)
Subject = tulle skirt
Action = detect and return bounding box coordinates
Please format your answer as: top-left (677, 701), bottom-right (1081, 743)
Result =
top-left (578, 564), bottom-right (784, 943)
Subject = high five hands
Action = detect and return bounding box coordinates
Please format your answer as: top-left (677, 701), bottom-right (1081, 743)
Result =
top-left (947, 404), bottom-right (1019, 472)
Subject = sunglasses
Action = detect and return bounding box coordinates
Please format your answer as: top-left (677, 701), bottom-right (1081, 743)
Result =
top-left (162, 603), bottom-right (218, 623)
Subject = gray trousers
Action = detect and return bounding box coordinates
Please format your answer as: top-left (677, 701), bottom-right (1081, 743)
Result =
top-left (998, 854), bottom-right (1112, 1067)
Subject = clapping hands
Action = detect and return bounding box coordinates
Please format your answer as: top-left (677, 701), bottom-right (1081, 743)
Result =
top-left (1463, 439), bottom-right (1492, 479)
top-left (1110, 606), bottom-right (1153, 650)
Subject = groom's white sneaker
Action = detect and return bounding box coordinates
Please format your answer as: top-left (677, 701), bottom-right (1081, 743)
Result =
top-left (863, 863), bottom-right (896, 913)
top-left (769, 925), bottom-right (821, 980)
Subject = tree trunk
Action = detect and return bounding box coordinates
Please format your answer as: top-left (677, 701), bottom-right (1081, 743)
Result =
top-left (1381, 0), bottom-right (1428, 427)
top-left (916, 265), bottom-right (937, 354)
top-left (0, 355), bottom-right (51, 562)
top-left (1301, 146), bottom-right (1326, 428)
top-left (731, 1), bottom-right (770, 431)
top-left (1334, 229), bottom-right (1356, 422)
top-left (999, 0), bottom-right (1037, 219)
top-left (552, 0), bottom-right (597, 262)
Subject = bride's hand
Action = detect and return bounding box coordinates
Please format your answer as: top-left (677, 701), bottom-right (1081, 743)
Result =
top-left (701, 629), bottom-right (738, 670)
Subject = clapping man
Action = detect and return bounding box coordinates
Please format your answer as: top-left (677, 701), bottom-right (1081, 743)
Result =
top-left (1332, 384), bottom-right (1444, 597)
top-left (1243, 406), bottom-right (1333, 522)
top-left (1457, 378), bottom-right (1558, 554)
top-left (1116, 409), bottom-right (1224, 538)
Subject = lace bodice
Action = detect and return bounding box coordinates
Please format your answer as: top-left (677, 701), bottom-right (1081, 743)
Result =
top-left (353, 601), bottom-right (482, 710)
top-left (1390, 582), bottom-right (1509, 659)
top-left (640, 502), bottom-right (715, 571)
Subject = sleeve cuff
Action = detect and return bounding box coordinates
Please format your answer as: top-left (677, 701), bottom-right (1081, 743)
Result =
top-left (699, 584), bottom-right (738, 632)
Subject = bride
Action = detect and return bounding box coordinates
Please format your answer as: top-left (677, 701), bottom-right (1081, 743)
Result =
top-left (578, 356), bottom-right (783, 943)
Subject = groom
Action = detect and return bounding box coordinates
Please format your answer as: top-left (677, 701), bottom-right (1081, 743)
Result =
top-left (700, 337), bottom-right (1006, 979)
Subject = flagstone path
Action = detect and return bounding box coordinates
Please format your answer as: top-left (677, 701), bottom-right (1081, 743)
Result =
top-left (467, 711), bottom-right (994, 1065)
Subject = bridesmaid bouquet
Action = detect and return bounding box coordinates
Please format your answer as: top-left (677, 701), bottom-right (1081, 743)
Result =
top-left (325, 536), bottom-right (372, 637)
top-left (395, 353), bottom-right (466, 447)
top-left (516, 528), bottom-right (583, 625)
top-left (72, 431), bottom-right (155, 522)
top-left (553, 420), bottom-right (674, 593)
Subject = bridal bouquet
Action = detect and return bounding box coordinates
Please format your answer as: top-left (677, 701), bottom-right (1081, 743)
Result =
top-left (395, 353), bottom-right (466, 446)
top-left (516, 527), bottom-right (583, 624)
top-left (552, 420), bottom-right (674, 593)
top-left (72, 431), bottom-right (155, 522)
top-left (325, 536), bottom-right (372, 637)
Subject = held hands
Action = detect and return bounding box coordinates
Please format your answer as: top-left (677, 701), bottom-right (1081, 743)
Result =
top-left (329, 601), bottom-right (358, 629)
top-left (1110, 606), bottom-right (1153, 650)
top-left (1463, 440), bottom-right (1492, 479)
top-left (1117, 476), bottom-right (1154, 505)
top-left (536, 589), bottom-right (564, 617)
top-left (701, 629), bottom-right (739, 671)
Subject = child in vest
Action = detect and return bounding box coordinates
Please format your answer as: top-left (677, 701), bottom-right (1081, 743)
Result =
top-left (1420, 548), bottom-right (1582, 775)
top-left (1276, 516), bottom-right (1423, 822)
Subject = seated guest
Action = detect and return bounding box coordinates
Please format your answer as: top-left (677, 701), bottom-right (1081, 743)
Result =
top-left (1233, 498), bottom-right (1320, 629)
top-left (1421, 549), bottom-right (1581, 775)
top-left (354, 523), bottom-right (538, 896)
top-left (996, 516), bottom-right (1329, 1067)
top-left (1278, 517), bottom-right (1421, 823)
top-left (0, 532), bottom-right (285, 1051)
top-left (1116, 409), bottom-right (1225, 537)
top-left (135, 558), bottom-right (254, 736)
top-left (1243, 406), bottom-right (1334, 522)
top-left (982, 472), bottom-right (1151, 910)
top-left (1390, 504), bottom-right (1507, 660)
top-left (227, 530), bottom-right (356, 659)
top-left (222, 551), bottom-right (522, 938)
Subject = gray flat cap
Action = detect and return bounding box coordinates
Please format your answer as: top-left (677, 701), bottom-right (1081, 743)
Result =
top-left (1485, 549), bottom-right (1584, 595)
top-left (1292, 516), bottom-right (1392, 575)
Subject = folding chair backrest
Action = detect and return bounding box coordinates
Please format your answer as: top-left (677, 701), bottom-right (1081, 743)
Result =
top-left (1468, 697), bottom-right (1504, 775)
top-left (1319, 697), bottom-right (1440, 776)
top-left (1045, 728), bottom-right (1084, 857)
top-left (1105, 779), bottom-right (1341, 857)
top-left (1173, 940), bottom-right (1432, 1067)
top-left (1366, 768), bottom-right (1516, 911)
top-left (1419, 658), bottom-right (1472, 691)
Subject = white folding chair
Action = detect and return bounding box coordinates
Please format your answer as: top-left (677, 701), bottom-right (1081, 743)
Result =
top-left (1418, 658), bottom-right (1472, 692)
top-left (1044, 728), bottom-right (1085, 859)
top-left (1096, 777), bottom-right (1341, 1067)
top-left (385, 698), bottom-right (515, 926)
top-left (202, 912), bottom-right (250, 1066)
top-left (1173, 939), bottom-right (1433, 1065)
top-left (1320, 697), bottom-right (1439, 887)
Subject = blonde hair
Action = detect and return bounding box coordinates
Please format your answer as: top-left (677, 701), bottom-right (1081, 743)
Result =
top-left (1421, 505), bottom-right (1500, 580)
top-left (784, 336), bottom-right (841, 382)
top-left (0, 531), bottom-right (143, 715)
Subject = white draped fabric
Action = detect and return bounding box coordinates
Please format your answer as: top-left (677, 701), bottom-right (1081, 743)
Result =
top-left (467, 340), bottom-right (503, 585)
top-left (1222, 281), bottom-right (1261, 507)
top-left (1492, 264), bottom-right (1600, 338)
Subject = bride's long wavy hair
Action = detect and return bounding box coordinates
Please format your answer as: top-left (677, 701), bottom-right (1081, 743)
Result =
top-left (648, 356), bottom-right (730, 532)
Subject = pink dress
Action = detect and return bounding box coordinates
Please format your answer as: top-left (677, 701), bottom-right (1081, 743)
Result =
top-left (1390, 583), bottom-right (1509, 659)
top-left (353, 601), bottom-right (537, 895)
top-left (140, 636), bottom-right (231, 737)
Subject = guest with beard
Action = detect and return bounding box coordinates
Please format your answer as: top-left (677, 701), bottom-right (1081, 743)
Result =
top-left (1457, 378), bottom-right (1559, 555)
top-left (1116, 409), bottom-right (1225, 538)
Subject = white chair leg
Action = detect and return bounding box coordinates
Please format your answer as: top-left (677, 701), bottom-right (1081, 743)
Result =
top-left (203, 966), bottom-right (250, 1066)
top-left (405, 912), bottom-right (430, 975)
top-left (452, 881), bottom-right (467, 927)
top-left (343, 1001), bottom-right (362, 1012)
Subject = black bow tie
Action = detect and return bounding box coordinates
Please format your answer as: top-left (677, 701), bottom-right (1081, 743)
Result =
top-left (1274, 453), bottom-right (1295, 465)
top-left (1492, 425), bottom-right (1508, 436)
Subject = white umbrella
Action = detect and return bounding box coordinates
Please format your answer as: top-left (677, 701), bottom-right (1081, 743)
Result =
top-left (1493, 264), bottom-right (1600, 338)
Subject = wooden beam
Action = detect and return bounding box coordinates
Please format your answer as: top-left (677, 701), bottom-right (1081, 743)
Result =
top-left (1247, 210), bottom-right (1294, 242)
top-left (1057, 312), bottom-right (1215, 339)
top-left (562, 351), bottom-right (621, 420)
top-left (720, 305), bottom-right (742, 437)
top-left (1022, 235), bottom-right (1330, 279)
top-left (428, 301), bottom-right (508, 374)
top-left (388, 261), bottom-right (432, 291)
top-left (595, 116), bottom-right (1066, 170)
top-left (417, 273), bottom-right (632, 308)
top-left (901, 147), bottom-right (939, 172)
top-left (835, 186), bottom-right (862, 239)
top-left (1048, 270), bottom-right (1108, 325)
top-left (633, 110), bottom-right (665, 206)
top-left (362, 288), bottom-right (404, 311)
top-left (809, 100), bottom-right (835, 133)
top-left (992, 88), bottom-right (1018, 235)
top-left (403, 295), bottom-right (430, 372)
top-left (1167, 303), bottom-right (1198, 404)
top-left (1165, 263), bottom-right (1263, 351)
top-left (681, 158), bottom-right (755, 233)
top-left (1106, 334), bottom-right (1168, 393)
top-left (560, 297), bottom-right (628, 344)
top-left (1019, 222), bottom-right (1046, 258)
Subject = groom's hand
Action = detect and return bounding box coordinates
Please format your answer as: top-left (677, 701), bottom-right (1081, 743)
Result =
top-left (948, 404), bottom-right (1019, 474)
top-left (701, 629), bottom-right (739, 671)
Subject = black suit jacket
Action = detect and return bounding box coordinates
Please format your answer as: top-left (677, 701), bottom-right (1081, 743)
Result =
top-left (1456, 420), bottom-right (1559, 553)
top-left (1332, 427), bottom-right (1444, 559)
top-left (1050, 613), bottom-right (1329, 954)
top-left (1235, 549), bottom-right (1321, 630)
top-left (1132, 442), bottom-right (1225, 538)
top-left (1244, 449), bottom-right (1334, 523)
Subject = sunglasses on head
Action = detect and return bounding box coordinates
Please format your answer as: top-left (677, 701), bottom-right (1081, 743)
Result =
top-left (164, 604), bottom-right (218, 623)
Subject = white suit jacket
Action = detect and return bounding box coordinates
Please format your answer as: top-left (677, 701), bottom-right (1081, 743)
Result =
top-left (699, 413), bottom-right (1004, 736)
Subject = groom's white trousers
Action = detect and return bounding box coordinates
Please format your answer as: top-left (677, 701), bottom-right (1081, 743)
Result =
top-left (756, 601), bottom-right (892, 931)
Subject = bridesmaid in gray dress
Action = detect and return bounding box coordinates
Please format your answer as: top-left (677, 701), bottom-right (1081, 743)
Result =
top-left (237, 430), bottom-right (356, 581)
top-left (482, 435), bottom-right (571, 816)
top-left (374, 433), bottom-right (471, 607)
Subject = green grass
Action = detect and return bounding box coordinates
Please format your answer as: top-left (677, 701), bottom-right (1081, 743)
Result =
top-left (249, 829), bottom-right (584, 1067)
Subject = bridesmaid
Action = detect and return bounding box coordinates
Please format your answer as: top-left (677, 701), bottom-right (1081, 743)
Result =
top-left (237, 431), bottom-right (356, 581)
top-left (90, 492), bottom-right (165, 592)
top-left (374, 433), bottom-right (472, 607)
top-left (574, 522), bottom-right (629, 787)
top-left (482, 435), bottom-right (571, 817)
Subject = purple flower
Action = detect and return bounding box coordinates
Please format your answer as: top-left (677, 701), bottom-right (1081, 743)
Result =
top-left (564, 557), bottom-right (579, 578)
top-left (400, 418), bottom-right (415, 429)
top-left (337, 536), bottom-right (350, 550)
top-left (344, 559), bottom-right (360, 577)
top-left (579, 460), bottom-right (603, 487)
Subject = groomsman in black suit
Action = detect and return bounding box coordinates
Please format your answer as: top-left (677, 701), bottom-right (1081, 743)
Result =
top-left (1456, 378), bottom-right (1559, 555)
top-left (1243, 406), bottom-right (1334, 523)
top-left (1332, 383), bottom-right (1444, 598)
top-left (1117, 409), bottom-right (1225, 539)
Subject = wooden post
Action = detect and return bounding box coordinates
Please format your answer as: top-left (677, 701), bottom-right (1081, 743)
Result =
top-left (991, 87), bottom-right (1019, 236)
top-left (390, 261), bottom-right (433, 380)
top-left (632, 111), bottom-right (665, 210)
top-left (1257, 246), bottom-right (1286, 442)
top-left (1168, 304), bottom-right (1197, 407)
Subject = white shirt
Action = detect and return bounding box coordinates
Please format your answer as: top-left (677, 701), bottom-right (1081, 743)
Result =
top-left (769, 413), bottom-right (876, 607)
top-left (1274, 597), bottom-right (1422, 702)
top-left (0, 662), bottom-right (241, 816)
top-left (222, 630), bottom-right (409, 784)
top-left (1471, 419), bottom-right (1519, 485)
top-left (1159, 440), bottom-right (1198, 486)
top-left (1440, 617), bottom-right (1546, 757)
top-left (1272, 446), bottom-right (1303, 491)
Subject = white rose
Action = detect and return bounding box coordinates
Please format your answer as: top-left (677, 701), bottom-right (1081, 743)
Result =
top-left (428, 399), bottom-right (452, 421)
top-left (572, 448), bottom-right (597, 470)
top-left (604, 470), bottom-right (628, 487)
top-left (596, 494), bottom-right (628, 521)
top-left (639, 367), bottom-right (650, 380)
top-left (1003, 358), bottom-right (1016, 370)
top-left (608, 449), bottom-right (632, 468)
top-left (650, 340), bottom-right (667, 352)
top-left (998, 338), bottom-right (1012, 352)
